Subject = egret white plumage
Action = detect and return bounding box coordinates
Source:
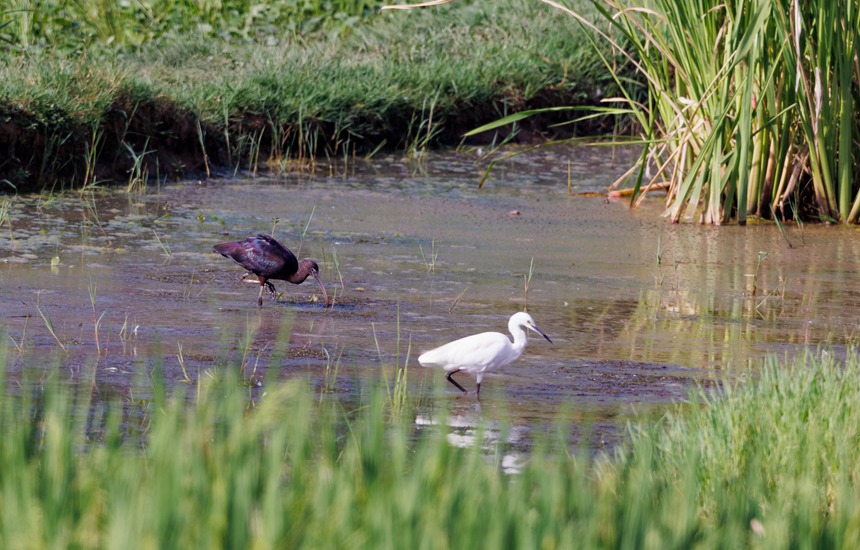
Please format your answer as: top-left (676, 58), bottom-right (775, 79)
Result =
top-left (418, 312), bottom-right (552, 398)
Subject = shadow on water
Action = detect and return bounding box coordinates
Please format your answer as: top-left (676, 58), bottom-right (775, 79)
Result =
top-left (1, 144), bottom-right (859, 455)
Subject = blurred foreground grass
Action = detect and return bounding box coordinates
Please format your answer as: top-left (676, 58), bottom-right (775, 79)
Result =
top-left (2, 341), bottom-right (860, 548)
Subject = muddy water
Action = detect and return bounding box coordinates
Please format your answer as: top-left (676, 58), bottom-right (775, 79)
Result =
top-left (2, 145), bottom-right (859, 450)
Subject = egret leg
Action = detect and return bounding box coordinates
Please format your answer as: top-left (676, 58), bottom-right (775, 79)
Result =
top-left (476, 382), bottom-right (481, 400)
top-left (445, 371), bottom-right (468, 394)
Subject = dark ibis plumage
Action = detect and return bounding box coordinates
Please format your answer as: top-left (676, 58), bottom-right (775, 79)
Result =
top-left (214, 233), bottom-right (329, 308)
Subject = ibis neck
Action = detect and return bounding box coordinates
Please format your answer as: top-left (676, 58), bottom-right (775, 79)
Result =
top-left (288, 271), bottom-right (308, 284)
top-left (288, 262), bottom-right (313, 284)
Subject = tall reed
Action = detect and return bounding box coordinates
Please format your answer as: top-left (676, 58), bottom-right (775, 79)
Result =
top-left (543, 0), bottom-right (860, 224)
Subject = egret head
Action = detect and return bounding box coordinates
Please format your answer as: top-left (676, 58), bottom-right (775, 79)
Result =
top-left (510, 312), bottom-right (553, 343)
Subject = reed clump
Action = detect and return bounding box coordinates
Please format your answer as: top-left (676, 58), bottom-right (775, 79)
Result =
top-left (550, 0), bottom-right (860, 224)
top-left (2, 340), bottom-right (860, 547)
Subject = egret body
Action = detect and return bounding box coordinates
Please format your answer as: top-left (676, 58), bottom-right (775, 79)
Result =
top-left (418, 312), bottom-right (552, 398)
top-left (214, 233), bottom-right (328, 308)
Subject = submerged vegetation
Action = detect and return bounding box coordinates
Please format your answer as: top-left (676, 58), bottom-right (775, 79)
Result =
top-left (2, 341), bottom-right (860, 546)
top-left (0, 0), bottom-right (620, 192)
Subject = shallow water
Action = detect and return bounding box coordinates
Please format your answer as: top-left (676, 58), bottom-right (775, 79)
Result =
top-left (1, 145), bottom-right (859, 450)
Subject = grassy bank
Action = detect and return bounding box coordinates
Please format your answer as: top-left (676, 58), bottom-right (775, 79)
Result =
top-left (1, 0), bottom-right (382, 50)
top-left (0, 0), bottom-right (623, 192)
top-left (2, 341), bottom-right (860, 547)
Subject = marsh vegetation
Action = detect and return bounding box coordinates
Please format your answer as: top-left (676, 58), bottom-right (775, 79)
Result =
top-left (2, 0), bottom-right (860, 545)
top-left (2, 341), bottom-right (860, 547)
top-left (470, 0), bottom-right (860, 224)
top-left (3, 0), bottom-right (859, 225)
top-left (2, 159), bottom-right (859, 546)
top-left (0, 0), bottom-right (620, 192)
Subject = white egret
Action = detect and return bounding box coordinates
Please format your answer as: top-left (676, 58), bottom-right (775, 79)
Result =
top-left (418, 312), bottom-right (552, 398)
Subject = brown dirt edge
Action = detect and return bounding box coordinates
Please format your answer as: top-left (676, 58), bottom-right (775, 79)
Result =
top-left (0, 91), bottom-right (619, 193)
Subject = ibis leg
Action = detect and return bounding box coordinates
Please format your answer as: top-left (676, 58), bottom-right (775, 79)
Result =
top-left (445, 371), bottom-right (468, 394)
top-left (265, 281), bottom-right (277, 299)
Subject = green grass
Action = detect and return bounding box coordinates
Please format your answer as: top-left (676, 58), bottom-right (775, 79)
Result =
top-left (2, 337), bottom-right (860, 547)
top-left (0, 0), bottom-right (381, 52)
top-left (0, 0), bottom-right (621, 191)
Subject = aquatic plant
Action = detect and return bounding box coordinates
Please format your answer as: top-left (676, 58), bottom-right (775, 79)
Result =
top-left (2, 340), bottom-right (860, 546)
top-left (457, 0), bottom-right (860, 224)
top-left (80, 125), bottom-right (105, 192)
top-left (373, 306), bottom-right (412, 417)
top-left (152, 228), bottom-right (171, 260)
top-left (87, 278), bottom-right (106, 355)
top-left (0, 197), bottom-right (11, 235)
top-left (564, 0), bottom-right (858, 224)
top-left (321, 344), bottom-right (344, 394)
top-left (7, 315), bottom-right (28, 354)
top-left (419, 238), bottom-right (438, 273)
top-left (123, 139), bottom-right (153, 193)
top-left (34, 292), bottom-right (66, 352)
top-left (404, 92), bottom-right (443, 159)
top-left (749, 250), bottom-right (769, 297)
top-left (523, 256), bottom-right (535, 312)
top-left (331, 246), bottom-right (345, 291)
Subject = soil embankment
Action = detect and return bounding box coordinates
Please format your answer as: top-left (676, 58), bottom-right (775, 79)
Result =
top-left (0, 87), bottom-right (616, 193)
top-left (0, 1), bottom-right (631, 192)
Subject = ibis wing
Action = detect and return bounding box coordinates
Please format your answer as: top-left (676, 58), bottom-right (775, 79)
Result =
top-left (214, 234), bottom-right (298, 278)
top-left (244, 234), bottom-right (298, 275)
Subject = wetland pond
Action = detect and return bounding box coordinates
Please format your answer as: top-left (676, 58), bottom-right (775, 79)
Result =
top-left (2, 145), bottom-right (859, 454)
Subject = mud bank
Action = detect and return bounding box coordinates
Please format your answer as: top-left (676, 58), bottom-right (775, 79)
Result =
top-left (0, 91), bottom-right (613, 193)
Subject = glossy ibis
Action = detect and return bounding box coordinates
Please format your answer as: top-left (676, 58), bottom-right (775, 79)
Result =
top-left (214, 233), bottom-right (329, 308)
top-left (418, 312), bottom-right (552, 398)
